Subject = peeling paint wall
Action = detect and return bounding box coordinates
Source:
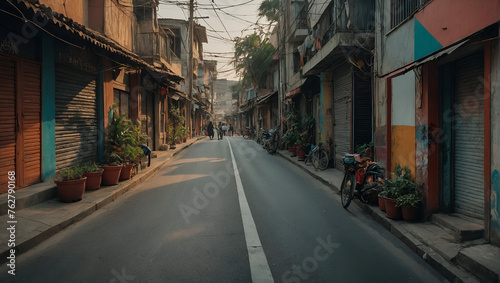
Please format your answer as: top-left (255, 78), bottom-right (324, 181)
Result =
top-left (391, 71), bottom-right (416, 177)
top-left (491, 36), bottom-right (500, 245)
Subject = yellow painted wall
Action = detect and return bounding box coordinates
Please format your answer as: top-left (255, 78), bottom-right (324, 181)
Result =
top-left (391, 125), bottom-right (416, 178)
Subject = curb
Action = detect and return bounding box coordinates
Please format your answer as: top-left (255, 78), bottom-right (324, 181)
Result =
top-left (275, 149), bottom-right (480, 283)
top-left (1, 137), bottom-right (205, 265)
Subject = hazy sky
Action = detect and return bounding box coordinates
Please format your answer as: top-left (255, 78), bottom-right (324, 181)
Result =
top-left (158, 0), bottom-right (270, 81)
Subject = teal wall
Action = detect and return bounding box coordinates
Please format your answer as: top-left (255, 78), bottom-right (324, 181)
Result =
top-left (41, 33), bottom-right (56, 182)
top-left (414, 19), bottom-right (443, 61)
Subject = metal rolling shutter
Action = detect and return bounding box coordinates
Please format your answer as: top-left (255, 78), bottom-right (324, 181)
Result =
top-left (21, 61), bottom-right (42, 186)
top-left (333, 63), bottom-right (352, 168)
top-left (353, 72), bottom-right (372, 150)
top-left (0, 58), bottom-right (16, 189)
top-left (453, 52), bottom-right (484, 219)
top-left (55, 66), bottom-right (98, 170)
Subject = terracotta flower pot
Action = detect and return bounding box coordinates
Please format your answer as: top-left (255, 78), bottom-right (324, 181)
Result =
top-left (101, 165), bottom-right (123, 185)
top-left (384, 197), bottom-right (402, 219)
top-left (120, 164), bottom-right (135, 180)
top-left (378, 195), bottom-right (386, 212)
top-left (296, 145), bottom-right (306, 161)
top-left (290, 145), bottom-right (297, 157)
top-left (82, 171), bottom-right (103, 190)
top-left (288, 146), bottom-right (295, 153)
top-left (56, 177), bottom-right (87, 202)
top-left (401, 205), bottom-right (419, 222)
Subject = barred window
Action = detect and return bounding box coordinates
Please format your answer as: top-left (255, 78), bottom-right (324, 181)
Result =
top-left (391, 0), bottom-right (430, 28)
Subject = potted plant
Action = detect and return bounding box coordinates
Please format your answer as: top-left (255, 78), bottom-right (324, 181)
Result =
top-left (282, 130), bottom-right (298, 154)
top-left (119, 120), bottom-right (146, 180)
top-left (378, 190), bottom-right (387, 212)
top-left (81, 162), bottom-right (103, 190)
top-left (382, 164), bottom-right (419, 220)
top-left (396, 193), bottom-right (423, 222)
top-left (101, 104), bottom-right (125, 185)
top-left (179, 125), bottom-right (189, 143)
top-left (382, 180), bottom-right (402, 220)
top-left (166, 125), bottom-right (182, 149)
top-left (295, 132), bottom-right (308, 161)
top-left (55, 165), bottom-right (86, 202)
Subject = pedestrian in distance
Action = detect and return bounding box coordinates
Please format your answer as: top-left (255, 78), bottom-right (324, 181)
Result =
top-left (207, 121), bottom-right (214, 140)
top-left (217, 122), bottom-right (223, 140)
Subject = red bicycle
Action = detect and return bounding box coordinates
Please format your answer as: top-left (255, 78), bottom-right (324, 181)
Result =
top-left (340, 148), bottom-right (385, 209)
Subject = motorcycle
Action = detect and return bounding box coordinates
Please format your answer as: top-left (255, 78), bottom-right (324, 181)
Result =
top-left (257, 128), bottom-right (268, 145)
top-left (340, 147), bottom-right (385, 209)
top-left (263, 126), bottom-right (279, 154)
top-left (243, 126), bottom-right (255, 139)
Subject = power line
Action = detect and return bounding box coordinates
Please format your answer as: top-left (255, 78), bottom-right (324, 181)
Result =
top-left (211, 1), bottom-right (233, 41)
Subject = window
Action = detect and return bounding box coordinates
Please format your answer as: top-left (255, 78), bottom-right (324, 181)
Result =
top-left (113, 89), bottom-right (130, 117)
top-left (391, 0), bottom-right (430, 28)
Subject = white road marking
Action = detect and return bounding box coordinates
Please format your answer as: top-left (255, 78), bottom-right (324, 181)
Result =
top-left (227, 139), bottom-right (274, 283)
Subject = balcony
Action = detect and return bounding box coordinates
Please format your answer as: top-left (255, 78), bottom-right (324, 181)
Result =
top-left (288, 2), bottom-right (308, 43)
top-left (300, 0), bottom-right (375, 76)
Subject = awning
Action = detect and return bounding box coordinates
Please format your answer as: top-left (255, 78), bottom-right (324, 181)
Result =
top-left (415, 39), bottom-right (468, 66)
top-left (257, 90), bottom-right (278, 105)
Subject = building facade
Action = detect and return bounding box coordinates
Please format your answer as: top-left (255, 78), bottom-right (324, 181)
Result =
top-left (0, 0), bottom-right (182, 191)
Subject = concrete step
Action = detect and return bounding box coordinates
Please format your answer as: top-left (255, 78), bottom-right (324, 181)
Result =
top-left (457, 244), bottom-right (500, 283)
top-left (0, 182), bottom-right (57, 216)
top-left (432, 213), bottom-right (484, 242)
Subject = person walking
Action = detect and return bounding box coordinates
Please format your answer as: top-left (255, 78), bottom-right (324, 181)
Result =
top-left (217, 122), bottom-right (223, 140)
top-left (207, 121), bottom-right (214, 140)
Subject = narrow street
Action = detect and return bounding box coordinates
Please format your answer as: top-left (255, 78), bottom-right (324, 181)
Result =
top-left (0, 137), bottom-right (444, 282)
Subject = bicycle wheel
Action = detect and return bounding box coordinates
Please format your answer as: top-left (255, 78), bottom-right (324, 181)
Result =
top-left (340, 171), bottom-right (356, 209)
top-left (313, 149), bottom-right (329, 171)
top-left (304, 150), bottom-right (314, 165)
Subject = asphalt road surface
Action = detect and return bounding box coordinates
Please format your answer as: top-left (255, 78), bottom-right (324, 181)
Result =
top-left (0, 137), bottom-right (445, 282)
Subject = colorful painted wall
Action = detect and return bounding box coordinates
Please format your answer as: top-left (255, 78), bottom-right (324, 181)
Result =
top-left (390, 71), bottom-right (416, 177)
top-left (414, 0), bottom-right (500, 60)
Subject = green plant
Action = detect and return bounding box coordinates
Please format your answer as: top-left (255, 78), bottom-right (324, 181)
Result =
top-left (57, 166), bottom-right (84, 181)
top-left (178, 125), bottom-right (189, 139)
top-left (169, 104), bottom-right (185, 127)
top-left (166, 124), bottom-right (182, 145)
top-left (396, 193), bottom-right (423, 208)
top-left (356, 141), bottom-right (373, 154)
top-left (81, 162), bottom-right (103, 173)
top-left (381, 164), bottom-right (421, 199)
top-left (282, 130), bottom-right (298, 146)
top-left (104, 104), bottom-right (146, 165)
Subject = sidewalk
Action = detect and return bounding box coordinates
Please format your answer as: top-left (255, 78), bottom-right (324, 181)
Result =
top-left (0, 137), bottom-right (205, 265)
top-left (276, 149), bottom-right (500, 283)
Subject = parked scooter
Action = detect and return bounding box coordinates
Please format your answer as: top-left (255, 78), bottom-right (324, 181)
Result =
top-left (257, 128), bottom-right (268, 145)
top-left (264, 126), bottom-right (280, 154)
top-left (340, 147), bottom-right (385, 209)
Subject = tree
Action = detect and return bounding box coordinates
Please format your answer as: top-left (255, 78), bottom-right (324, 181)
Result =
top-left (258, 0), bottom-right (279, 24)
top-left (233, 32), bottom-right (275, 87)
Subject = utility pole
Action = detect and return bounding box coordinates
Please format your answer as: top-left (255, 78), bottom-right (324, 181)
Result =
top-left (188, 0), bottom-right (194, 136)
